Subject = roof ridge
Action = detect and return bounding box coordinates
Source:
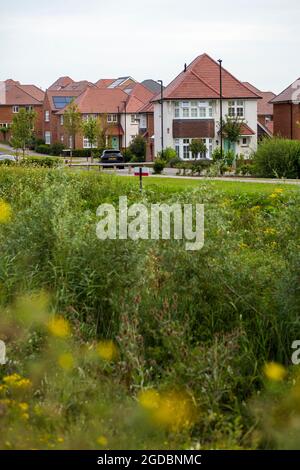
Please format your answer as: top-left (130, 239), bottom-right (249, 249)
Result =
top-left (190, 69), bottom-right (220, 95)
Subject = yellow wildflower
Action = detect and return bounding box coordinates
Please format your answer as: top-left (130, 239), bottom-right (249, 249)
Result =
top-left (250, 205), bottom-right (261, 212)
top-left (47, 316), bottom-right (70, 338)
top-left (21, 412), bottom-right (29, 420)
top-left (0, 384), bottom-right (7, 393)
top-left (269, 193), bottom-right (278, 199)
top-left (264, 362), bottom-right (286, 382)
top-left (3, 374), bottom-right (32, 389)
top-left (57, 437), bottom-right (64, 443)
top-left (264, 228), bottom-right (277, 235)
top-left (19, 402), bottom-right (29, 412)
top-left (97, 340), bottom-right (118, 361)
top-left (239, 243), bottom-right (248, 249)
top-left (138, 389), bottom-right (160, 411)
top-left (138, 389), bottom-right (195, 432)
top-left (0, 199), bottom-right (12, 224)
top-left (274, 188), bottom-right (284, 194)
top-left (97, 435), bottom-right (108, 447)
top-left (58, 352), bottom-right (74, 370)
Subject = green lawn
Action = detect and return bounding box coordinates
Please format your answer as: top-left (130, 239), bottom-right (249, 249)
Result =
top-left (114, 174), bottom-right (300, 194)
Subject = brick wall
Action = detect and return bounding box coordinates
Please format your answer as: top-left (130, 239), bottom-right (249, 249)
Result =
top-left (0, 104), bottom-right (43, 142)
top-left (273, 103), bottom-right (300, 140)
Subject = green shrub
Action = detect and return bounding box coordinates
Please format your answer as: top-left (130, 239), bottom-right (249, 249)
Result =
top-left (20, 156), bottom-right (62, 168)
top-left (253, 138), bottom-right (300, 178)
top-left (129, 135), bottom-right (146, 162)
top-left (153, 158), bottom-right (165, 174)
top-left (157, 147), bottom-right (177, 163)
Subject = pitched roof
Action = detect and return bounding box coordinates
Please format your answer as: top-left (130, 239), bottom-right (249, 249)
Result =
top-left (240, 123), bottom-right (255, 136)
top-left (19, 85), bottom-right (45, 102)
top-left (243, 82), bottom-right (275, 115)
top-left (48, 76), bottom-right (74, 90)
top-left (46, 89), bottom-right (83, 111)
top-left (270, 78), bottom-right (300, 104)
top-left (1, 81), bottom-right (44, 105)
top-left (95, 79), bottom-right (116, 88)
top-left (57, 87), bottom-right (128, 114)
top-left (63, 80), bottom-right (96, 91)
top-left (152, 53), bottom-right (260, 101)
top-left (141, 79), bottom-right (163, 95)
top-left (125, 83), bottom-right (155, 113)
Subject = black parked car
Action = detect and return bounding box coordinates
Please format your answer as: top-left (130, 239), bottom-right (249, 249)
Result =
top-left (100, 149), bottom-right (124, 168)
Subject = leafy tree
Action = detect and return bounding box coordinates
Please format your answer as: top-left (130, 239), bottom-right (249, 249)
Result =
top-left (63, 101), bottom-right (82, 161)
top-left (219, 115), bottom-right (244, 145)
top-left (129, 135), bottom-right (146, 161)
top-left (82, 117), bottom-right (99, 161)
top-left (96, 114), bottom-right (109, 149)
top-left (189, 139), bottom-right (207, 159)
top-left (0, 126), bottom-right (9, 142)
top-left (11, 108), bottom-right (36, 159)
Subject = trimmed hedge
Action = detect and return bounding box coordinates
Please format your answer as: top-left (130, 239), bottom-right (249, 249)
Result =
top-left (35, 142), bottom-right (65, 156)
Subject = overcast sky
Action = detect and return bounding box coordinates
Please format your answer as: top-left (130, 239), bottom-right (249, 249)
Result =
top-left (1, 0), bottom-right (299, 94)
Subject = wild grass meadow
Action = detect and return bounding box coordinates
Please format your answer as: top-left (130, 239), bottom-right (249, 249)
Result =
top-left (0, 167), bottom-right (300, 449)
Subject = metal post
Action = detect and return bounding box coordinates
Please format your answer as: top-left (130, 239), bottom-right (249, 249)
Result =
top-left (218, 59), bottom-right (223, 158)
top-left (122, 100), bottom-right (127, 154)
top-left (139, 167), bottom-right (143, 192)
top-left (158, 80), bottom-right (164, 159)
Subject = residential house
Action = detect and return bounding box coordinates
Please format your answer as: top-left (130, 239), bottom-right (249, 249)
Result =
top-left (0, 79), bottom-right (44, 141)
top-left (271, 78), bottom-right (300, 140)
top-left (42, 88), bottom-right (84, 145)
top-left (243, 82), bottom-right (275, 138)
top-left (56, 86), bottom-right (136, 150)
top-left (152, 54), bottom-right (260, 160)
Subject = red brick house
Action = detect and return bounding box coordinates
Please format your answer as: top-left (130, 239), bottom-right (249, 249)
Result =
top-left (0, 79), bottom-right (44, 141)
top-left (271, 78), bottom-right (300, 140)
top-left (243, 82), bottom-right (275, 138)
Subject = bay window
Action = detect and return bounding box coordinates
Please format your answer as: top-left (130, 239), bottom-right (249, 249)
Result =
top-left (174, 138), bottom-right (213, 160)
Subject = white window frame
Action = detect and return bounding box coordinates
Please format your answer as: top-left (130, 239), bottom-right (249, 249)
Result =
top-left (12, 106), bottom-right (19, 113)
top-left (174, 101), bottom-right (213, 119)
top-left (174, 138), bottom-right (213, 160)
top-left (131, 114), bottom-right (138, 124)
top-left (45, 110), bottom-right (50, 122)
top-left (0, 123), bottom-right (9, 128)
top-left (83, 137), bottom-right (97, 149)
top-left (107, 114), bottom-right (118, 123)
top-left (45, 131), bottom-right (51, 145)
top-left (25, 106), bottom-right (33, 112)
top-left (228, 100), bottom-right (245, 118)
top-left (60, 115), bottom-right (64, 125)
top-left (241, 137), bottom-right (249, 147)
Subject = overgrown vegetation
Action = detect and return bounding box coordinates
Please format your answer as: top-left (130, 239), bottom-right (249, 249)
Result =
top-left (253, 137), bottom-right (300, 179)
top-left (0, 168), bottom-right (299, 449)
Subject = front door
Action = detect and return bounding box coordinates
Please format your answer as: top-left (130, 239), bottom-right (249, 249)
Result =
top-left (224, 139), bottom-right (235, 153)
top-left (111, 137), bottom-right (119, 150)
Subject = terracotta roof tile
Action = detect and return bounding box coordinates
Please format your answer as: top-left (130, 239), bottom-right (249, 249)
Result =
top-left (240, 123), bottom-right (255, 136)
top-left (152, 53), bottom-right (260, 101)
top-left (95, 79), bottom-right (116, 88)
top-left (243, 82), bottom-right (275, 115)
top-left (48, 76), bottom-right (74, 90)
top-left (3, 82), bottom-right (44, 105)
top-left (57, 87), bottom-right (128, 114)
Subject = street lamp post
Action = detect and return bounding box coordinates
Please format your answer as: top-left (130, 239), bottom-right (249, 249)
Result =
top-left (157, 80), bottom-right (164, 159)
top-left (218, 59), bottom-right (223, 159)
top-left (122, 100), bottom-right (127, 153)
